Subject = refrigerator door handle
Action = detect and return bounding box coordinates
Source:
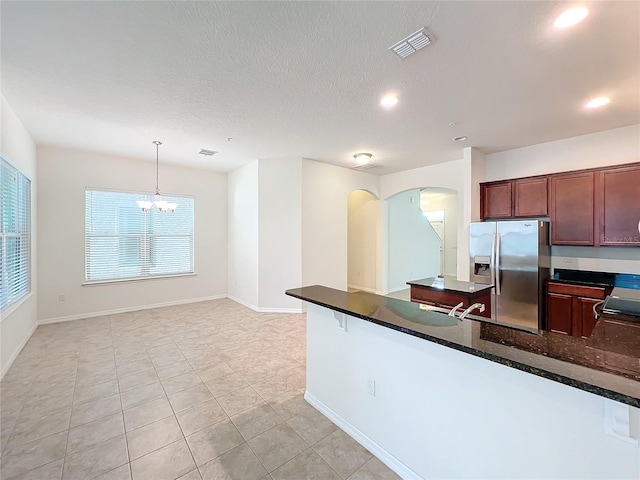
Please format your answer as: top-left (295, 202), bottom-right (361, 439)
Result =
top-left (490, 233), bottom-right (497, 288)
top-left (495, 233), bottom-right (501, 296)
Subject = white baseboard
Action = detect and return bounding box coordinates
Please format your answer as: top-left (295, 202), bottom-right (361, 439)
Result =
top-left (227, 295), bottom-right (304, 313)
top-left (387, 285), bottom-right (410, 294)
top-left (1, 320), bottom-right (38, 379)
top-left (304, 391), bottom-right (422, 480)
top-left (255, 306), bottom-right (305, 313)
top-left (347, 284), bottom-right (376, 293)
top-left (226, 294), bottom-right (259, 312)
top-left (38, 294), bottom-right (228, 325)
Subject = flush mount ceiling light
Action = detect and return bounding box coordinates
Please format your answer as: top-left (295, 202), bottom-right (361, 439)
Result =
top-left (353, 153), bottom-right (373, 165)
top-left (586, 96), bottom-right (610, 108)
top-left (380, 94), bottom-right (399, 108)
top-left (389, 27), bottom-right (432, 59)
top-left (136, 141), bottom-right (178, 213)
top-left (554, 7), bottom-right (589, 28)
top-left (453, 136), bottom-right (468, 142)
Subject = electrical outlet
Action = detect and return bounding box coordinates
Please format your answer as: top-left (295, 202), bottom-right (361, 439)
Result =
top-left (367, 377), bottom-right (376, 397)
top-left (58, 294), bottom-right (65, 302)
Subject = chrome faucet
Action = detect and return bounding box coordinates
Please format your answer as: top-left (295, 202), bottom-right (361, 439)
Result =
top-left (448, 302), bottom-right (464, 317)
top-left (458, 303), bottom-right (486, 319)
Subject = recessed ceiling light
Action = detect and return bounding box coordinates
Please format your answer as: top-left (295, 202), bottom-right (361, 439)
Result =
top-left (353, 153), bottom-right (373, 165)
top-left (380, 95), bottom-right (399, 108)
top-left (554, 7), bottom-right (589, 28)
top-left (585, 96), bottom-right (610, 109)
top-left (453, 136), bottom-right (467, 142)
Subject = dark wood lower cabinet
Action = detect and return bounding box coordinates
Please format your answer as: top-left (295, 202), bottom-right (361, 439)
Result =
top-left (578, 297), bottom-right (601, 338)
top-left (546, 282), bottom-right (609, 338)
top-left (546, 292), bottom-right (573, 335)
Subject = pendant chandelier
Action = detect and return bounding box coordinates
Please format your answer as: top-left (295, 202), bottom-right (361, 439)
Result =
top-left (137, 141), bottom-right (178, 213)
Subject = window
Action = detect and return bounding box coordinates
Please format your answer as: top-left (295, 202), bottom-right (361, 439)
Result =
top-left (85, 189), bottom-right (194, 282)
top-left (1, 157), bottom-right (31, 311)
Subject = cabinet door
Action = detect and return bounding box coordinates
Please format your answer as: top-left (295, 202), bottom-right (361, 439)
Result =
top-left (597, 165), bottom-right (640, 246)
top-left (550, 172), bottom-right (595, 245)
top-left (577, 297), bottom-right (600, 338)
top-left (514, 178), bottom-right (548, 217)
top-left (546, 292), bottom-right (572, 335)
top-left (481, 182), bottom-right (512, 219)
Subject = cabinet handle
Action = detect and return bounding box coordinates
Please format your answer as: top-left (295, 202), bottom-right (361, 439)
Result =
top-left (593, 300), bottom-right (604, 320)
top-left (638, 219), bottom-right (640, 234)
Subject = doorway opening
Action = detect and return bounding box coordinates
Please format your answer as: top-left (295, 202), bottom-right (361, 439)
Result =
top-left (419, 188), bottom-right (458, 278)
top-left (347, 189), bottom-right (378, 293)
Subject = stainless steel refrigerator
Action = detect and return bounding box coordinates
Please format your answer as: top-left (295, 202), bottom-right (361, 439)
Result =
top-left (469, 220), bottom-right (550, 329)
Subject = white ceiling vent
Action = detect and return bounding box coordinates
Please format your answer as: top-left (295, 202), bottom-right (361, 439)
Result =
top-left (389, 28), bottom-right (432, 59)
top-left (199, 149), bottom-right (218, 156)
top-left (351, 163), bottom-right (380, 171)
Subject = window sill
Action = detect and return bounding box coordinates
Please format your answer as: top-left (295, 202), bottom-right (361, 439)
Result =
top-left (1, 291), bottom-right (34, 323)
top-left (83, 272), bottom-right (197, 287)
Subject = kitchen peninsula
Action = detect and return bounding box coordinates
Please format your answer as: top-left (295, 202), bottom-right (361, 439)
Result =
top-left (286, 286), bottom-right (640, 480)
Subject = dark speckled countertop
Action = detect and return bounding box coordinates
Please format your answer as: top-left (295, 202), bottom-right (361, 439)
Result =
top-left (406, 276), bottom-right (494, 293)
top-left (286, 285), bottom-right (640, 407)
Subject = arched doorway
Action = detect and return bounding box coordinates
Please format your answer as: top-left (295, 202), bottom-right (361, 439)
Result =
top-left (347, 190), bottom-right (378, 292)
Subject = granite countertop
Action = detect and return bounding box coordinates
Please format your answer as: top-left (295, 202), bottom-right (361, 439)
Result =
top-left (551, 269), bottom-right (616, 288)
top-left (406, 276), bottom-right (494, 294)
top-left (286, 285), bottom-right (640, 407)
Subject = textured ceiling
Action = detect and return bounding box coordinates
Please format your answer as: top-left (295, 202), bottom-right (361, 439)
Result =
top-left (1, 1), bottom-right (639, 174)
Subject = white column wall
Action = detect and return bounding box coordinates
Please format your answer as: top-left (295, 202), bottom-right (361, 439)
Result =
top-left (37, 146), bottom-right (228, 322)
top-left (258, 158), bottom-right (302, 311)
top-left (228, 160), bottom-right (259, 309)
top-left (0, 95), bottom-right (38, 377)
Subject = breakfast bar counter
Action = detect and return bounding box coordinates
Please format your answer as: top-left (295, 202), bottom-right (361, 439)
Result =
top-left (286, 285), bottom-right (640, 480)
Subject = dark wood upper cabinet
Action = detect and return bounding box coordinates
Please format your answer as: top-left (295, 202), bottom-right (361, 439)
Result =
top-left (597, 164), bottom-right (640, 246)
top-left (514, 177), bottom-right (548, 217)
top-left (480, 182), bottom-right (512, 219)
top-left (549, 172), bottom-right (595, 245)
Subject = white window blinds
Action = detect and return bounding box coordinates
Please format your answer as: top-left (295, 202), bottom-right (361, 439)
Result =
top-left (1, 158), bottom-right (31, 311)
top-left (85, 189), bottom-right (194, 282)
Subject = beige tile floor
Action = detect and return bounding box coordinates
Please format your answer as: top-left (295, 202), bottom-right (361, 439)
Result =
top-left (0, 299), bottom-right (400, 480)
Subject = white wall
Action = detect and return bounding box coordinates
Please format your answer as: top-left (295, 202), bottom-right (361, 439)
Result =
top-left (485, 124), bottom-right (640, 274)
top-left (306, 304), bottom-right (640, 480)
top-left (380, 159), bottom-right (470, 280)
top-left (258, 158), bottom-right (302, 311)
top-left (347, 190), bottom-right (378, 292)
top-left (0, 96), bottom-right (38, 377)
top-left (485, 124), bottom-right (640, 182)
top-left (301, 160), bottom-right (379, 290)
top-left (37, 146), bottom-right (227, 322)
top-left (228, 160), bottom-right (259, 309)
top-left (387, 190), bottom-right (441, 292)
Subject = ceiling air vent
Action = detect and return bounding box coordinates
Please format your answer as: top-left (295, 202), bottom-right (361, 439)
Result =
top-left (351, 163), bottom-right (380, 171)
top-left (199, 149), bottom-right (218, 156)
top-left (389, 28), bottom-right (432, 59)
